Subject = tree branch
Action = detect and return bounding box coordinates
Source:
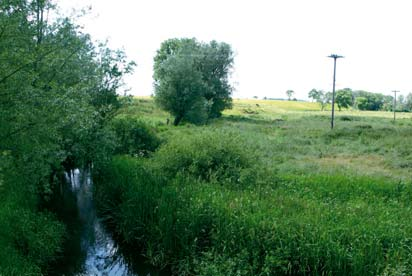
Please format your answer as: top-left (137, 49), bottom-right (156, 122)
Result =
top-left (0, 47), bottom-right (58, 84)
top-left (44, 46), bottom-right (82, 86)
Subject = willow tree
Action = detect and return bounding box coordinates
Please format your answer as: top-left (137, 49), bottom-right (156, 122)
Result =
top-left (0, 1), bottom-right (134, 273)
top-left (153, 38), bottom-right (234, 125)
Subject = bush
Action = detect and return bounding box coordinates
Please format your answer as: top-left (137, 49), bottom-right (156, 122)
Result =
top-left (339, 115), bottom-right (356, 121)
top-left (0, 175), bottom-right (65, 275)
top-left (152, 129), bottom-right (258, 186)
top-left (111, 117), bottom-right (161, 157)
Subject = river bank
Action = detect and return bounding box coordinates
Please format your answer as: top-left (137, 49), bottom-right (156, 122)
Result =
top-left (48, 169), bottom-right (168, 276)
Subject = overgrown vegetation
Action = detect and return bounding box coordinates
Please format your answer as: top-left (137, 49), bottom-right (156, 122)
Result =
top-left (111, 116), bottom-right (162, 157)
top-left (3, 1), bottom-right (412, 273)
top-left (95, 98), bottom-right (412, 275)
top-left (0, 1), bottom-right (134, 273)
top-left (151, 130), bottom-right (260, 185)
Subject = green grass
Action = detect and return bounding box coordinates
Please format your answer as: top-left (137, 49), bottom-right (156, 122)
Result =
top-left (95, 97), bottom-right (412, 275)
top-left (0, 157), bottom-right (65, 275)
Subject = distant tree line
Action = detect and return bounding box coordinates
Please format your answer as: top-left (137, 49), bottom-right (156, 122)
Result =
top-left (308, 88), bottom-right (412, 112)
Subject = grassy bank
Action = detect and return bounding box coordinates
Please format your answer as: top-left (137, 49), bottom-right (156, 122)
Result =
top-left (0, 155), bottom-right (65, 275)
top-left (95, 98), bottom-right (412, 275)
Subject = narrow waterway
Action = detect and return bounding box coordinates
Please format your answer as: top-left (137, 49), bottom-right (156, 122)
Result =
top-left (49, 169), bottom-right (166, 276)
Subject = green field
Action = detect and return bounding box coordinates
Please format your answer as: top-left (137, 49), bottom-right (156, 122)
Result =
top-left (96, 97), bottom-right (412, 275)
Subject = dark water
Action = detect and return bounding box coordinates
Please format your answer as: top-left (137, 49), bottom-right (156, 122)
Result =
top-left (49, 169), bottom-right (167, 276)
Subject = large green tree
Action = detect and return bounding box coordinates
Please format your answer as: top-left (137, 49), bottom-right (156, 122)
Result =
top-left (0, 1), bottom-right (134, 273)
top-left (353, 91), bottom-right (384, 111)
top-left (153, 38), bottom-right (234, 125)
top-left (335, 88), bottom-right (353, 111)
top-left (155, 49), bottom-right (208, 125)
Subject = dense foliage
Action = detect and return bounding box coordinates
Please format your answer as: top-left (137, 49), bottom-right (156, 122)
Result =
top-left (95, 98), bottom-right (412, 276)
top-left (153, 38), bottom-right (234, 125)
top-left (336, 88), bottom-right (354, 110)
top-left (3, 1), bottom-right (412, 274)
top-left (0, 0), bottom-right (134, 273)
top-left (151, 130), bottom-right (260, 185)
top-left (354, 90), bottom-right (386, 111)
top-left (111, 116), bottom-right (161, 157)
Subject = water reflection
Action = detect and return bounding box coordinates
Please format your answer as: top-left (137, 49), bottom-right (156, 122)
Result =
top-left (49, 169), bottom-right (165, 276)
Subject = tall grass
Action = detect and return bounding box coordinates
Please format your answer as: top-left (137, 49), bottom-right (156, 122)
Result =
top-left (95, 120), bottom-right (412, 275)
top-left (0, 163), bottom-right (65, 275)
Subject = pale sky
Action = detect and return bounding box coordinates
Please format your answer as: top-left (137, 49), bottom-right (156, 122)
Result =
top-left (58, 0), bottom-right (412, 100)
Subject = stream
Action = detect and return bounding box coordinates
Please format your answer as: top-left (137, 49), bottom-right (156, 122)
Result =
top-left (49, 168), bottom-right (167, 276)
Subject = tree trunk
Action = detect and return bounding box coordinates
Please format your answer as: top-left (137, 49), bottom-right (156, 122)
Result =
top-left (173, 115), bottom-right (183, 126)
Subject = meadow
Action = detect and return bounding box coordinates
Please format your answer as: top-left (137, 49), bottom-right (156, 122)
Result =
top-left (95, 97), bottom-right (412, 275)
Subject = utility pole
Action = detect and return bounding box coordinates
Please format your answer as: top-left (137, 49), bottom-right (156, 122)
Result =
top-left (393, 90), bottom-right (399, 121)
top-left (328, 54), bottom-right (344, 129)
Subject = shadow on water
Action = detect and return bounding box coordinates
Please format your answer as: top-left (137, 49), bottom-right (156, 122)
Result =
top-left (48, 168), bottom-right (168, 276)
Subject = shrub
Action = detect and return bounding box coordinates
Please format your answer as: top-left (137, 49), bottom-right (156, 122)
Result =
top-left (111, 117), bottom-right (161, 157)
top-left (152, 129), bottom-right (258, 186)
top-left (0, 192), bottom-right (65, 275)
top-left (339, 115), bottom-right (355, 121)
